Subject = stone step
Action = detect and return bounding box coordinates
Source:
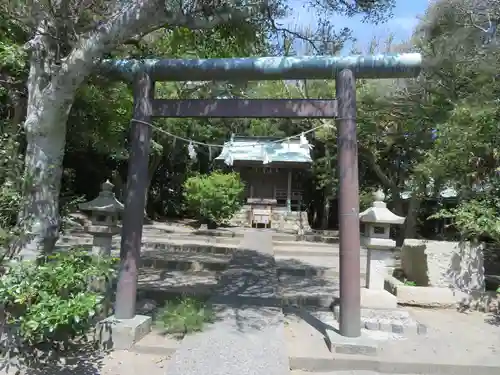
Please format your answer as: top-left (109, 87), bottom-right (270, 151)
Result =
top-left (137, 269), bottom-right (218, 301)
top-left (192, 228), bottom-right (243, 238)
top-left (138, 250), bottom-right (230, 272)
top-left (303, 235), bottom-right (339, 244)
top-left (58, 237), bottom-right (237, 254)
top-left (70, 246), bottom-right (231, 272)
top-left (275, 255), bottom-right (368, 277)
top-left (274, 248), bottom-right (346, 258)
top-left (273, 243), bottom-right (369, 257)
top-left (279, 275), bottom-right (346, 308)
top-left (273, 240), bottom-right (340, 250)
top-left (308, 229), bottom-right (340, 237)
top-left (272, 233), bottom-right (304, 241)
top-left (59, 233), bottom-right (240, 245)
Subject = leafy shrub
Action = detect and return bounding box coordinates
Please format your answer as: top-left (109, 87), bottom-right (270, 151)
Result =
top-left (0, 249), bottom-right (117, 357)
top-left (183, 171), bottom-right (244, 226)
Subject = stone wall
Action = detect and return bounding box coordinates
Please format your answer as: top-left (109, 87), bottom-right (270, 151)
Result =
top-left (401, 239), bottom-right (485, 293)
top-left (270, 209), bottom-right (311, 233)
top-left (229, 206), bottom-right (252, 227)
top-left (229, 205), bottom-right (311, 233)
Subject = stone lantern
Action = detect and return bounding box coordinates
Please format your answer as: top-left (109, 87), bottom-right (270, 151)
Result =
top-left (78, 180), bottom-right (124, 256)
top-left (359, 189), bottom-right (405, 291)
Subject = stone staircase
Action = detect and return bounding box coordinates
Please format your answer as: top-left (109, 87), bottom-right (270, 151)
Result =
top-left (58, 224), bottom-right (352, 310)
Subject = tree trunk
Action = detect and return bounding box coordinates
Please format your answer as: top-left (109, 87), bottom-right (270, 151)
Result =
top-left (399, 193), bottom-right (422, 245)
top-left (391, 195), bottom-right (404, 216)
top-left (322, 201), bottom-right (330, 230)
top-left (16, 36), bottom-right (89, 258)
top-left (404, 196), bottom-right (421, 238)
top-left (18, 83), bottom-right (76, 259)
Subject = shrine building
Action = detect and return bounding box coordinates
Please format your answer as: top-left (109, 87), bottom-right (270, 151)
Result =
top-left (215, 135), bottom-right (312, 232)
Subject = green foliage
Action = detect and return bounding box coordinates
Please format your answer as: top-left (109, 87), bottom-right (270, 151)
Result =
top-left (0, 132), bottom-right (25, 248)
top-left (183, 172), bottom-right (244, 225)
top-left (0, 40), bottom-right (26, 74)
top-left (359, 188), bottom-right (378, 212)
top-left (155, 298), bottom-right (215, 336)
top-left (0, 250), bottom-right (118, 349)
top-left (430, 197), bottom-right (500, 244)
top-left (414, 0), bottom-right (500, 242)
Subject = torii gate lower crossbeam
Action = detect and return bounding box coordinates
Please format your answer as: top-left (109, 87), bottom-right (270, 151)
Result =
top-left (102, 53), bottom-right (422, 338)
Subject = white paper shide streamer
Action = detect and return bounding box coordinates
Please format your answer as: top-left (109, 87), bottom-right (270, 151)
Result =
top-left (260, 144), bottom-right (272, 165)
top-left (299, 132), bottom-right (312, 150)
top-left (224, 150), bottom-right (234, 166)
top-left (223, 135), bottom-right (235, 166)
top-left (188, 142), bottom-right (197, 160)
top-left (262, 150), bottom-right (271, 164)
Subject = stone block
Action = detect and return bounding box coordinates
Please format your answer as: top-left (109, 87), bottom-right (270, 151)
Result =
top-left (366, 248), bottom-right (394, 290)
top-left (96, 314), bottom-right (152, 350)
top-left (361, 287), bottom-right (397, 309)
top-left (401, 239), bottom-right (485, 292)
top-left (397, 284), bottom-right (467, 308)
top-left (363, 319), bottom-right (379, 330)
top-left (325, 329), bottom-right (379, 356)
top-left (390, 322), bottom-right (404, 334)
top-left (417, 323), bottom-right (427, 335)
top-left (377, 318), bottom-right (392, 332)
top-left (332, 305), bottom-right (426, 336)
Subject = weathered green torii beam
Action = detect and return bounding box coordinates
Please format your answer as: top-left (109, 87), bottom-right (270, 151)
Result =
top-left (100, 53), bottom-right (422, 81)
top-left (105, 53), bottom-right (422, 339)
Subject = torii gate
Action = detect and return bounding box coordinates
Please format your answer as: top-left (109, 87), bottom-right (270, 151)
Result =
top-left (101, 53), bottom-right (422, 338)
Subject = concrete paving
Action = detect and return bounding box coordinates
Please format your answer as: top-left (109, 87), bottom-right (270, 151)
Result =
top-left (291, 372), bottom-right (429, 375)
top-left (52, 224), bottom-right (500, 375)
top-left (163, 231), bottom-right (290, 375)
top-left (286, 306), bottom-right (500, 375)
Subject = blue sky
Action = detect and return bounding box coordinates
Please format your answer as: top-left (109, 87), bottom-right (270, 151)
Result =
top-left (283, 0), bottom-right (429, 52)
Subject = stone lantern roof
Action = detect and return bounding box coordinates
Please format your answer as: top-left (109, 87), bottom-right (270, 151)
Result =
top-left (359, 190), bottom-right (405, 225)
top-left (79, 180), bottom-right (124, 213)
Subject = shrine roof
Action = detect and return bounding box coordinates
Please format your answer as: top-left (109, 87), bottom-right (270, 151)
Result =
top-left (215, 136), bottom-right (312, 164)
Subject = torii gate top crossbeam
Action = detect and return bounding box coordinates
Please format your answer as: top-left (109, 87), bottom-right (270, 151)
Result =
top-left (100, 53), bottom-right (422, 81)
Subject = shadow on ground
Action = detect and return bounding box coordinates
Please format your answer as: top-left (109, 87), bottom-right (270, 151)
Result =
top-left (0, 341), bottom-right (107, 375)
top-left (131, 235), bottom-right (340, 320)
top-left (484, 311), bottom-right (500, 326)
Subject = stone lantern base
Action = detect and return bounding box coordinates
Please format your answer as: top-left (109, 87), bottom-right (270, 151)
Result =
top-left (85, 225), bottom-right (121, 256)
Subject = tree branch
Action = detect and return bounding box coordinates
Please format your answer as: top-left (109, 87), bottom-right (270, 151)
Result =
top-left (468, 10), bottom-right (488, 32)
top-left (359, 145), bottom-right (398, 192)
top-left (56, 0), bottom-right (265, 88)
top-left (265, 6), bottom-right (321, 54)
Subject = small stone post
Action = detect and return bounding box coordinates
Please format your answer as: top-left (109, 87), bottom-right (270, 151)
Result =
top-left (78, 180), bottom-right (124, 256)
top-left (359, 190), bottom-right (405, 290)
